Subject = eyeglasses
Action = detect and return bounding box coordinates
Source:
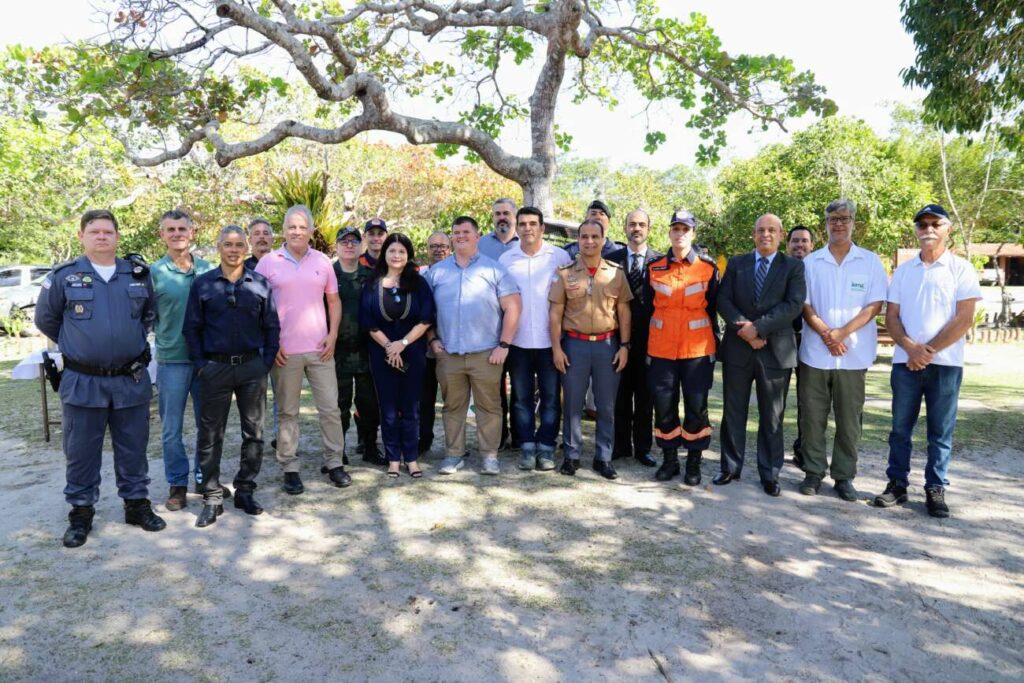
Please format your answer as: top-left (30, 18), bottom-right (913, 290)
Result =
top-left (389, 286), bottom-right (401, 303)
top-left (225, 282), bottom-right (236, 307)
top-left (827, 216), bottom-right (853, 225)
top-left (429, 244), bottom-right (450, 250)
top-left (338, 239), bottom-right (360, 247)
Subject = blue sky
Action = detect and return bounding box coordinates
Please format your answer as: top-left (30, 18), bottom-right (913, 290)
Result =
top-left (0, 1), bottom-right (922, 169)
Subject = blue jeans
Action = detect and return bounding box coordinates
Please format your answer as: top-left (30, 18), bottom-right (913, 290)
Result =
top-left (508, 346), bottom-right (561, 450)
top-left (886, 363), bottom-right (963, 490)
top-left (157, 362), bottom-right (202, 486)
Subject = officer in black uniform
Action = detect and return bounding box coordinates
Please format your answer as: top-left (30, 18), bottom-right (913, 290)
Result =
top-left (35, 209), bottom-right (166, 548)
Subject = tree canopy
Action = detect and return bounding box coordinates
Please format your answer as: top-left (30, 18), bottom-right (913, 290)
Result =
top-left (3, 0), bottom-right (834, 212)
top-left (902, 0), bottom-right (1024, 147)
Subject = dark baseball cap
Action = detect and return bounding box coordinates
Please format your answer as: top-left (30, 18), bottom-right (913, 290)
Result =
top-left (336, 226), bottom-right (361, 242)
top-left (669, 210), bottom-right (696, 227)
top-left (363, 218), bottom-right (388, 232)
top-left (913, 204), bottom-right (949, 222)
top-left (587, 200), bottom-right (611, 218)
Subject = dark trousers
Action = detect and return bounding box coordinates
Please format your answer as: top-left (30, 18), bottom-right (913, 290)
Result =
top-left (337, 365), bottom-right (379, 448)
top-left (792, 333), bottom-right (804, 460)
top-left (370, 349), bottom-right (426, 462)
top-left (613, 343), bottom-right (654, 458)
top-left (419, 357), bottom-right (438, 451)
top-left (562, 336), bottom-right (621, 462)
top-left (63, 402), bottom-right (150, 506)
top-left (500, 365), bottom-right (520, 447)
top-left (507, 346), bottom-right (561, 449)
top-left (720, 357), bottom-right (792, 482)
top-left (648, 356), bottom-right (714, 451)
top-left (196, 358), bottom-right (267, 505)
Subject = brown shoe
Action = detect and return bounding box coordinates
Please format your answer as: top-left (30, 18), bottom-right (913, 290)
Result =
top-left (165, 486), bottom-right (188, 511)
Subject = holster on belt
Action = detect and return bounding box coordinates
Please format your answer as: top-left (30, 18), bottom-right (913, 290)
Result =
top-left (42, 351), bottom-right (61, 391)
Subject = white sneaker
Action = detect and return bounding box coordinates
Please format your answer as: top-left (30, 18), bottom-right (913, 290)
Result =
top-left (438, 456), bottom-right (465, 475)
top-left (481, 457), bottom-right (500, 475)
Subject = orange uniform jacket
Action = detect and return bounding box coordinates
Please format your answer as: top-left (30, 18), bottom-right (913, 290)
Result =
top-left (646, 249), bottom-right (720, 361)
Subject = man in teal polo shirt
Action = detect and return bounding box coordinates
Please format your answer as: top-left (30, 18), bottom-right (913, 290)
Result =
top-left (151, 209), bottom-right (215, 511)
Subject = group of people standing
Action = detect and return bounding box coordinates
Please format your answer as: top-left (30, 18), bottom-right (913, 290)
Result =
top-left (37, 195), bottom-right (981, 549)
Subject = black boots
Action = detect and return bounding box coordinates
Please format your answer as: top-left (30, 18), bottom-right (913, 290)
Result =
top-left (123, 499), bottom-right (167, 532)
top-left (63, 505), bottom-right (95, 548)
top-left (683, 450), bottom-right (702, 486)
top-left (655, 449), bottom-right (680, 481)
top-left (195, 504), bottom-right (223, 528)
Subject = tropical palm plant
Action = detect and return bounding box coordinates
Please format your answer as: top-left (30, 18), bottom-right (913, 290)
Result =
top-left (268, 170), bottom-right (337, 253)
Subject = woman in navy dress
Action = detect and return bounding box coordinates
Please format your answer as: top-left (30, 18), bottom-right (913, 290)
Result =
top-left (360, 233), bottom-right (435, 477)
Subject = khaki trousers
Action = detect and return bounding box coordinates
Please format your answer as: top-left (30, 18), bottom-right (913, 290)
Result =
top-left (272, 352), bottom-right (345, 472)
top-left (436, 350), bottom-right (502, 458)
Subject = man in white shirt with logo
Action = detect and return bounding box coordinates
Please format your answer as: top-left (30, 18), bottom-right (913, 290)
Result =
top-left (499, 207), bottom-right (571, 471)
top-left (797, 199), bottom-right (887, 501)
top-left (873, 204), bottom-right (982, 518)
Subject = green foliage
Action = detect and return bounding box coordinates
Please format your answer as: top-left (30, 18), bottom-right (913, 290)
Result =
top-left (890, 104), bottom-right (1024, 252)
top-left (717, 117), bottom-right (932, 258)
top-left (901, 0), bottom-right (1024, 149)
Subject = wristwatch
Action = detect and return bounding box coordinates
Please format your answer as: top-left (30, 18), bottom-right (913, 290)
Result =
top-left (401, 338), bottom-right (409, 346)
top-left (621, 342), bottom-right (632, 350)
top-left (498, 341), bottom-right (510, 349)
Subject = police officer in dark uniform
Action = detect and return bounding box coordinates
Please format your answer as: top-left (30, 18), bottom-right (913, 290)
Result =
top-left (35, 209), bottom-right (166, 548)
top-left (334, 227), bottom-right (384, 465)
top-left (563, 200), bottom-right (626, 259)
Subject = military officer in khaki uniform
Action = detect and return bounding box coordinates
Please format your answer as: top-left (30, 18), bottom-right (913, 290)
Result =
top-left (549, 219), bottom-right (633, 480)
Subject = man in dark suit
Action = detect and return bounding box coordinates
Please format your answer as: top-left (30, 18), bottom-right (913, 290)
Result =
top-left (716, 214), bottom-right (806, 496)
top-left (608, 209), bottom-right (663, 466)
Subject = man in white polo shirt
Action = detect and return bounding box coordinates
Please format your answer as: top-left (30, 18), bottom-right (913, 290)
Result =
top-left (797, 199), bottom-right (887, 501)
top-left (873, 204), bottom-right (981, 518)
top-left (499, 207), bottom-right (571, 471)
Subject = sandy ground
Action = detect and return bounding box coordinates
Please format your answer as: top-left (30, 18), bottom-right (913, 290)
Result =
top-left (0, 344), bottom-right (1022, 682)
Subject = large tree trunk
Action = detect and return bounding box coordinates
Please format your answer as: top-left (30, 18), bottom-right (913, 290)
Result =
top-left (521, 173), bottom-right (555, 217)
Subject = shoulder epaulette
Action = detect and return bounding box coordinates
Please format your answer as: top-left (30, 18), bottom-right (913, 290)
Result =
top-left (558, 262), bottom-right (575, 270)
top-left (50, 258), bottom-right (78, 273)
top-left (605, 259), bottom-right (623, 269)
top-left (698, 252), bottom-right (717, 266)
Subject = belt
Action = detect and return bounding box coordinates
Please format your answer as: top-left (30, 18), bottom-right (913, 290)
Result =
top-left (64, 347), bottom-right (151, 377)
top-left (565, 329), bottom-right (617, 342)
top-left (205, 350), bottom-right (260, 365)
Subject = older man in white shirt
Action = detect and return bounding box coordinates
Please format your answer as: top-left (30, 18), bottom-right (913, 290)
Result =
top-left (797, 199), bottom-right (887, 501)
top-left (499, 207), bottom-right (572, 471)
top-left (873, 204), bottom-right (982, 519)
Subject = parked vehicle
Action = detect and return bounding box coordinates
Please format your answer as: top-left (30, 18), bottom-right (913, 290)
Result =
top-left (0, 265), bottom-right (51, 335)
top-left (979, 266), bottom-right (1000, 286)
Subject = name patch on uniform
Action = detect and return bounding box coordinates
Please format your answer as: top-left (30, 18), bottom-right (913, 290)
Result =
top-left (849, 279), bottom-right (866, 293)
top-left (651, 265), bottom-right (670, 271)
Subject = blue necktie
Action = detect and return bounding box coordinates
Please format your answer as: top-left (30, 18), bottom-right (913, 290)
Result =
top-left (754, 256), bottom-right (769, 301)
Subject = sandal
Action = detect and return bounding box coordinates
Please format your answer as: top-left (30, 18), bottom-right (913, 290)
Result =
top-left (386, 468), bottom-right (400, 478)
top-left (409, 467), bottom-right (423, 479)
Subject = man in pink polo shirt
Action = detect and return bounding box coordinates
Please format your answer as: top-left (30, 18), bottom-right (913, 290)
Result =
top-left (255, 205), bottom-right (351, 494)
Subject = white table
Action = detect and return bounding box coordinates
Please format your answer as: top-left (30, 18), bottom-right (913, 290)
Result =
top-left (11, 346), bottom-right (157, 442)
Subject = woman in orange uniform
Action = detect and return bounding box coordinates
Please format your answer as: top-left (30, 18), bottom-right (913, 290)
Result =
top-left (646, 210), bottom-right (720, 485)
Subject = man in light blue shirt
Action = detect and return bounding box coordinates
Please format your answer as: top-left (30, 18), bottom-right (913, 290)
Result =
top-left (477, 198), bottom-right (520, 261)
top-left (423, 216), bottom-right (521, 476)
